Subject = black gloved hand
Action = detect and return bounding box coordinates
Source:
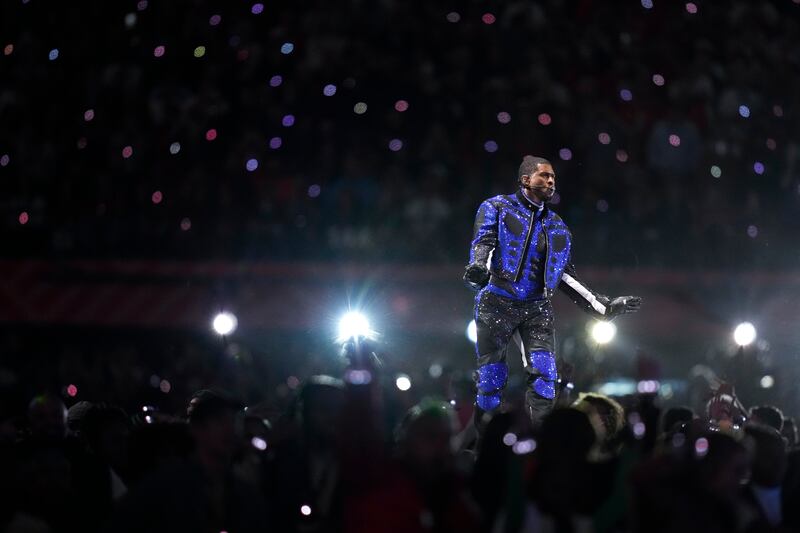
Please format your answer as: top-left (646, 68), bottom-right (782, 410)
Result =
top-left (463, 263), bottom-right (490, 291)
top-left (607, 295), bottom-right (642, 317)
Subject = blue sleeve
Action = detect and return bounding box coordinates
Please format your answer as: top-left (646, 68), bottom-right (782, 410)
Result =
top-left (469, 200), bottom-right (498, 265)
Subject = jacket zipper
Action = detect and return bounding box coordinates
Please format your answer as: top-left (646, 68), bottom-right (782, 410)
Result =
top-left (514, 210), bottom-right (537, 283)
top-left (543, 221), bottom-right (552, 297)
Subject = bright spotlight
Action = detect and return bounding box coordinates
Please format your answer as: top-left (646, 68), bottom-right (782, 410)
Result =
top-left (395, 374), bottom-right (412, 391)
top-left (212, 312), bottom-right (238, 335)
top-left (337, 311), bottom-right (373, 343)
top-left (466, 320), bottom-right (478, 343)
top-left (733, 322), bottom-right (756, 347)
top-left (591, 321), bottom-right (617, 344)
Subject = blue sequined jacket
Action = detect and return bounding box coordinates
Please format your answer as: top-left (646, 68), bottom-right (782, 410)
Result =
top-left (469, 190), bottom-right (611, 318)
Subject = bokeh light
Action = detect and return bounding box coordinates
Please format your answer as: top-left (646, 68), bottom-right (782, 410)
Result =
top-left (159, 379), bottom-right (171, 393)
top-left (482, 13), bottom-right (496, 25)
top-left (169, 142), bottom-right (181, 154)
top-left (497, 111), bottom-right (511, 124)
top-left (48, 48), bottom-right (59, 61)
top-left (205, 128), bottom-right (217, 140)
top-left (685, 3), bottom-right (698, 14)
top-left (466, 320), bottom-right (477, 343)
top-left (641, 0), bottom-right (654, 8)
top-left (388, 139), bottom-right (403, 151)
top-left (308, 184), bottom-right (321, 198)
top-left (394, 100), bottom-right (409, 112)
top-left (558, 148), bottom-right (572, 160)
top-left (251, 3), bottom-right (264, 15)
top-left (773, 105), bottom-right (784, 117)
top-left (122, 146), bottom-right (133, 159)
top-left (153, 45), bottom-right (165, 57)
top-left (0, 154), bottom-right (9, 167)
top-left (616, 149), bottom-right (629, 162)
top-left (137, 0), bottom-right (148, 10)
top-left (282, 114), bottom-right (295, 127)
top-left (353, 102), bottom-right (368, 114)
top-left (747, 225), bottom-right (758, 238)
top-left (484, 140), bottom-right (498, 153)
top-left (598, 132), bottom-right (611, 145)
top-left (269, 75), bottom-right (283, 87)
top-left (446, 12), bottom-right (461, 23)
top-left (67, 384), bottom-right (78, 397)
top-left (209, 14), bottom-right (221, 26)
top-left (83, 109), bottom-right (95, 121)
top-left (193, 46), bottom-right (206, 58)
top-left (538, 113), bottom-right (552, 125)
top-left (738, 105), bottom-right (750, 118)
top-left (323, 84), bottom-right (337, 96)
top-left (710, 165), bottom-right (722, 178)
top-left (180, 217), bottom-right (191, 231)
top-left (652, 74), bottom-right (665, 86)
top-left (668, 134), bottom-right (681, 147)
top-left (280, 42), bottom-right (294, 54)
top-left (619, 88), bottom-right (633, 101)
top-left (766, 138), bottom-right (776, 150)
top-left (753, 161), bottom-right (765, 175)
top-left (596, 199), bottom-right (609, 212)
top-left (246, 158), bottom-right (259, 171)
top-left (151, 191), bottom-right (163, 204)
top-left (4, 44), bottom-right (13, 56)
top-left (760, 375), bottom-right (775, 389)
top-left (19, 212), bottom-right (29, 225)
top-left (395, 374), bottom-right (412, 391)
top-left (269, 137), bottom-right (282, 149)
top-left (300, 505), bottom-right (312, 517)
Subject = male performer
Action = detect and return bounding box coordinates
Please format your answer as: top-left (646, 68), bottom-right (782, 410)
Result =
top-left (463, 155), bottom-right (641, 429)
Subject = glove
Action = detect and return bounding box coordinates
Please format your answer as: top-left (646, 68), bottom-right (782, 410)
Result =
top-left (607, 296), bottom-right (642, 317)
top-left (463, 263), bottom-right (490, 291)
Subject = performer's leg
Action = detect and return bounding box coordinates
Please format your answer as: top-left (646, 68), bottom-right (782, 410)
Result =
top-left (473, 290), bottom-right (517, 433)
top-left (517, 299), bottom-right (557, 429)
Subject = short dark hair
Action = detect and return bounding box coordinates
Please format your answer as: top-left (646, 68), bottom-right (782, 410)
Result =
top-left (749, 405), bottom-right (784, 432)
top-left (187, 389), bottom-right (242, 425)
top-left (518, 155), bottom-right (552, 179)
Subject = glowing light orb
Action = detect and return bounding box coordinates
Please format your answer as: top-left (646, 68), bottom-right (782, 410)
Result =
top-left (212, 312), bottom-right (238, 335)
top-left (733, 322), bottom-right (756, 347)
top-left (395, 374), bottom-right (412, 391)
top-left (591, 321), bottom-right (617, 344)
top-left (466, 320), bottom-right (477, 343)
top-left (337, 311), bottom-right (373, 342)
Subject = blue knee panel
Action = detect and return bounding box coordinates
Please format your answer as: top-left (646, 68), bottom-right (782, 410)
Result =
top-left (476, 362), bottom-right (508, 411)
top-left (529, 350), bottom-right (557, 400)
top-left (476, 362), bottom-right (508, 393)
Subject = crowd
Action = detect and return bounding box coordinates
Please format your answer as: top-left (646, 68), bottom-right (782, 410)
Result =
top-left (2, 0), bottom-right (800, 268)
top-left (1, 339), bottom-right (800, 533)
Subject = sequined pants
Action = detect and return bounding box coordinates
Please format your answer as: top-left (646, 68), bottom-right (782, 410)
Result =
top-left (473, 289), bottom-right (557, 430)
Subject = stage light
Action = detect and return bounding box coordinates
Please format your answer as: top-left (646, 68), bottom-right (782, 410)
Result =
top-left (212, 312), bottom-right (238, 335)
top-left (336, 311), bottom-right (374, 343)
top-left (395, 374), bottom-right (411, 391)
top-left (591, 321), bottom-right (617, 344)
top-left (733, 322), bottom-right (756, 347)
top-left (466, 320), bottom-right (477, 343)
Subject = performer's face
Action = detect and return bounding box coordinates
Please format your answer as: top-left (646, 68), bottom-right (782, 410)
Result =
top-left (522, 163), bottom-right (556, 203)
